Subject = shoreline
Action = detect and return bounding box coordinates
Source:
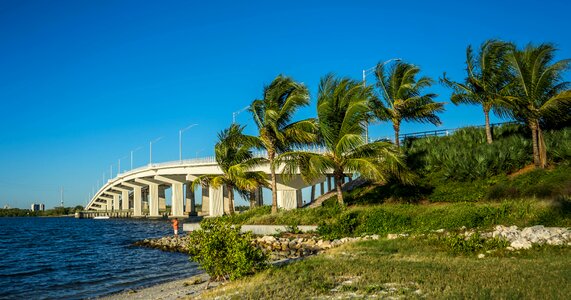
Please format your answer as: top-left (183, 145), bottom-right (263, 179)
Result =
top-left (99, 273), bottom-right (214, 300)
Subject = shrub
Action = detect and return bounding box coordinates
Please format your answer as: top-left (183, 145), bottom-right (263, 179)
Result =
top-left (188, 218), bottom-right (268, 281)
top-left (317, 211), bottom-right (359, 239)
top-left (443, 232), bottom-right (508, 255)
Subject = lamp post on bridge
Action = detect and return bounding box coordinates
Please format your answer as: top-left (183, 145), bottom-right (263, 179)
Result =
top-left (130, 146), bottom-right (142, 170)
top-left (232, 106), bottom-right (249, 124)
top-left (361, 58), bottom-right (401, 143)
top-left (179, 123), bottom-right (198, 163)
top-left (149, 137), bottom-right (163, 166)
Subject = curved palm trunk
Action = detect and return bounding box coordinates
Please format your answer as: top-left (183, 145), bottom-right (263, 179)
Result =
top-left (268, 149), bottom-right (278, 214)
top-left (393, 122), bottom-right (401, 148)
top-left (530, 120), bottom-right (540, 168)
top-left (334, 170), bottom-right (345, 205)
top-left (484, 107), bottom-right (493, 144)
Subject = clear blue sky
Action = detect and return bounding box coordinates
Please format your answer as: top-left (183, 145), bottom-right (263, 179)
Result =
top-left (1, 0), bottom-right (570, 209)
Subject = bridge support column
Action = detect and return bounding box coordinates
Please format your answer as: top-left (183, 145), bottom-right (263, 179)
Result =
top-left (202, 183), bottom-right (210, 215)
top-left (136, 179), bottom-right (162, 217)
top-left (132, 186), bottom-right (142, 216)
top-left (113, 194), bottom-right (120, 211)
top-left (121, 190), bottom-right (129, 210)
top-left (159, 187), bottom-right (166, 212)
top-left (123, 182), bottom-right (144, 217)
top-left (249, 187), bottom-right (263, 208)
top-left (107, 198), bottom-right (112, 211)
top-left (171, 182), bottom-right (184, 217)
top-left (185, 184), bottom-right (196, 216)
top-left (310, 185), bottom-right (316, 203)
top-left (149, 184), bottom-right (160, 217)
top-left (209, 185), bottom-right (224, 217)
top-left (277, 189), bottom-right (301, 210)
top-left (223, 186), bottom-right (232, 214)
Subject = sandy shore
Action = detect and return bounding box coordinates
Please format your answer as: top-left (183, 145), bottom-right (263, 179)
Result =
top-left (99, 273), bottom-right (218, 300)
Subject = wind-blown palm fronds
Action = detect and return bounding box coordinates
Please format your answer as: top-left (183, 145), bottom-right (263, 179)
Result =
top-left (441, 40), bottom-right (512, 144)
top-left (372, 61), bottom-right (445, 147)
top-left (278, 74), bottom-right (411, 205)
top-left (192, 124), bottom-right (267, 214)
top-left (505, 43), bottom-right (571, 168)
top-left (249, 75), bottom-right (318, 213)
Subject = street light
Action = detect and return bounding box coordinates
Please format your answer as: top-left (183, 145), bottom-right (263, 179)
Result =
top-left (232, 106), bottom-right (249, 124)
top-left (130, 146), bottom-right (142, 170)
top-left (179, 123), bottom-right (198, 163)
top-left (362, 58), bottom-right (402, 142)
top-left (149, 136), bottom-right (163, 165)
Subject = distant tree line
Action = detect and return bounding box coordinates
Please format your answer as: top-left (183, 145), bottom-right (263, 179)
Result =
top-left (0, 205), bottom-right (84, 217)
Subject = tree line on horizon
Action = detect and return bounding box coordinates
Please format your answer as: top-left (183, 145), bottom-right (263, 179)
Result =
top-left (194, 40), bottom-right (571, 214)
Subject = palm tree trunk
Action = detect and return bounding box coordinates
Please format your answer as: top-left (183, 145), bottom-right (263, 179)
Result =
top-left (334, 170), bottom-right (344, 205)
top-left (227, 184), bottom-right (235, 215)
top-left (269, 150), bottom-right (278, 214)
top-left (530, 120), bottom-right (540, 168)
top-left (484, 108), bottom-right (493, 144)
top-left (538, 124), bottom-right (547, 169)
top-left (249, 190), bottom-right (257, 208)
top-left (393, 122), bottom-right (401, 148)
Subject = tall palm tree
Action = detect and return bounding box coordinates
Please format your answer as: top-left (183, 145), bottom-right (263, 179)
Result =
top-left (372, 61), bottom-right (445, 147)
top-left (441, 40), bottom-right (512, 144)
top-left (505, 43), bottom-right (571, 168)
top-left (192, 124), bottom-right (267, 214)
top-left (250, 75), bottom-right (318, 214)
top-left (278, 74), bottom-right (411, 205)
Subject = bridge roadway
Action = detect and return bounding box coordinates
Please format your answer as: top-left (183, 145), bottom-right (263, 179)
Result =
top-left (85, 154), bottom-right (337, 218)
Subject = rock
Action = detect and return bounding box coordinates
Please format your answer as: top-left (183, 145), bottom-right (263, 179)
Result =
top-left (477, 254), bottom-right (485, 259)
top-left (511, 238), bottom-right (532, 250)
top-left (387, 234), bottom-right (398, 240)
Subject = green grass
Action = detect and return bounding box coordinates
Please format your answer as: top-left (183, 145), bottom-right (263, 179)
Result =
top-left (199, 237), bottom-right (571, 299)
top-left (344, 164), bottom-right (571, 203)
top-left (222, 199), bottom-right (570, 239)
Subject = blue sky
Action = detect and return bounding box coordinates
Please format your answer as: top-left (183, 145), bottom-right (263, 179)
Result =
top-left (1, 0), bottom-right (570, 208)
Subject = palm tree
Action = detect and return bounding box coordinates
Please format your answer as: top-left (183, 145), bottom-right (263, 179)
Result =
top-left (192, 124), bottom-right (267, 214)
top-left (505, 43), bottom-right (571, 168)
top-left (372, 61), bottom-right (445, 147)
top-left (441, 40), bottom-right (512, 144)
top-left (278, 74), bottom-right (411, 205)
top-left (250, 75), bottom-right (318, 214)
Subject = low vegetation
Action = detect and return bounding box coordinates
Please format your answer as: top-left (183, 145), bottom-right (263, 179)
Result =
top-left (199, 237), bottom-right (571, 299)
top-left (187, 218), bottom-right (268, 282)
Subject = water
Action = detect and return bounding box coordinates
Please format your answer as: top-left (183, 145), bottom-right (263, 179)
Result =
top-left (0, 217), bottom-right (199, 299)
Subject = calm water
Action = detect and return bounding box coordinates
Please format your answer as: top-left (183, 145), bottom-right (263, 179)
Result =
top-left (0, 217), bottom-right (199, 299)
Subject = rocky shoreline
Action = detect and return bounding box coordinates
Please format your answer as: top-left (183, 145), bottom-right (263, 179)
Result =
top-left (133, 234), bottom-right (381, 261)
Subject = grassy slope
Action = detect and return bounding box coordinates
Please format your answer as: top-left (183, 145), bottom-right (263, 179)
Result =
top-left (199, 238), bottom-right (571, 299)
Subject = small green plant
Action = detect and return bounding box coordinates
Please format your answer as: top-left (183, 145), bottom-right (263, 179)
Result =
top-left (188, 218), bottom-right (268, 281)
top-left (444, 232), bottom-right (508, 255)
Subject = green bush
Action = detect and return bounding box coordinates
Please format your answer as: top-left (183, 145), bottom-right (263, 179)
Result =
top-left (404, 124), bottom-right (532, 181)
top-left (443, 232), bottom-right (509, 255)
top-left (317, 211), bottom-right (359, 239)
top-left (188, 218), bottom-right (268, 281)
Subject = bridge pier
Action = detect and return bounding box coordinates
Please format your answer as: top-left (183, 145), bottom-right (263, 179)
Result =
top-left (202, 183), bottom-right (210, 215)
top-left (154, 175), bottom-right (187, 218)
top-left (185, 184), bottom-right (196, 216)
top-left (209, 185), bottom-right (225, 217)
top-left (123, 182), bottom-right (145, 217)
top-left (136, 178), bottom-right (162, 217)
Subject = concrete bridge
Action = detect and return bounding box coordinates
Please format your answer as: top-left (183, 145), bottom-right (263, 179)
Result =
top-left (85, 153), bottom-right (341, 218)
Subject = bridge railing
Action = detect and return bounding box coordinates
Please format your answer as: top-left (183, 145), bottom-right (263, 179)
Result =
top-left (370, 121), bottom-right (519, 143)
